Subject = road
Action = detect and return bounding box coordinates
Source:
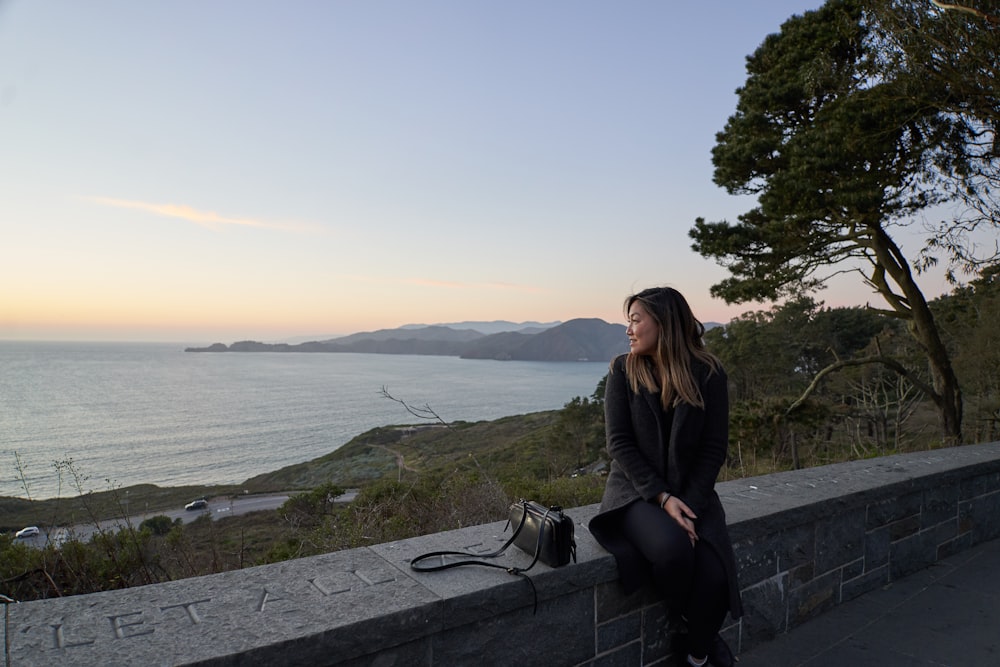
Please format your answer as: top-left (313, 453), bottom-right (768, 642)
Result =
top-left (12, 490), bottom-right (358, 549)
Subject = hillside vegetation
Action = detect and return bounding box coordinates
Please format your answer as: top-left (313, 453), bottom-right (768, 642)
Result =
top-left (1, 397), bottom-right (607, 602)
top-left (0, 409), bottom-right (597, 531)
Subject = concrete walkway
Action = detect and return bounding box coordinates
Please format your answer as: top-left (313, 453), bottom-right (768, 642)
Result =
top-left (736, 536), bottom-right (1000, 666)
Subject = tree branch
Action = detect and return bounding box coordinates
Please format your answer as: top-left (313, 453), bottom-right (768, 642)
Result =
top-left (380, 386), bottom-right (450, 427)
top-left (930, 1), bottom-right (1000, 25)
top-left (786, 355), bottom-right (938, 416)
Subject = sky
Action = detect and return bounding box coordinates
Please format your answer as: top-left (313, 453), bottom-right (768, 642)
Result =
top-left (0, 1), bottom-right (955, 344)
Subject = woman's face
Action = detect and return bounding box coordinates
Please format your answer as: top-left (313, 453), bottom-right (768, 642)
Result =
top-left (626, 301), bottom-right (659, 356)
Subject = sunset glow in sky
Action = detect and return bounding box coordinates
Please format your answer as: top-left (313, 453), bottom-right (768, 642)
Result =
top-left (0, 1), bottom-right (952, 343)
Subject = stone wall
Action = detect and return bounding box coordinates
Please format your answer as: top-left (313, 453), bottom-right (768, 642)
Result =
top-left (7, 441), bottom-right (1000, 666)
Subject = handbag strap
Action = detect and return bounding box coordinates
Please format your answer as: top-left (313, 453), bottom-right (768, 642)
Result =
top-left (409, 502), bottom-right (540, 572)
top-left (409, 502), bottom-right (553, 613)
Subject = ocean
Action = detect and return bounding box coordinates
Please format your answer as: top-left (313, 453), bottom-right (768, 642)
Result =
top-left (0, 342), bottom-right (611, 500)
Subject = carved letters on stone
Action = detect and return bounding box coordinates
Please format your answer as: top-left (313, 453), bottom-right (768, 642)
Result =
top-left (160, 598), bottom-right (211, 624)
top-left (42, 567), bottom-right (397, 651)
top-left (51, 623), bottom-right (96, 649)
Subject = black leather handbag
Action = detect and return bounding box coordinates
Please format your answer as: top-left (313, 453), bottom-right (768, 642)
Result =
top-left (409, 500), bottom-right (577, 612)
top-left (507, 499), bottom-right (577, 567)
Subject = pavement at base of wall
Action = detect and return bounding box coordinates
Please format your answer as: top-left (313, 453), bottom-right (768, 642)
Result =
top-left (735, 536), bottom-right (1000, 666)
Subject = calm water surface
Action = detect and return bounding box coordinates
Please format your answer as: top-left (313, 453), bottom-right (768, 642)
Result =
top-left (0, 342), bottom-right (611, 499)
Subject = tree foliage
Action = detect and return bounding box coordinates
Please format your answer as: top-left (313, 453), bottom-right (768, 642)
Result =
top-left (871, 0), bottom-right (1000, 266)
top-left (706, 297), bottom-right (891, 403)
top-left (704, 298), bottom-right (913, 469)
top-left (689, 0), bottom-right (999, 442)
top-left (932, 266), bottom-right (1000, 441)
top-left (278, 482), bottom-right (346, 529)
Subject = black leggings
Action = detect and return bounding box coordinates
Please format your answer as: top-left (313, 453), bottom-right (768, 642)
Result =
top-left (621, 499), bottom-right (729, 659)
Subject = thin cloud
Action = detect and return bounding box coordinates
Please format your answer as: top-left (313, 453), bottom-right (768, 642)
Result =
top-left (87, 196), bottom-right (323, 233)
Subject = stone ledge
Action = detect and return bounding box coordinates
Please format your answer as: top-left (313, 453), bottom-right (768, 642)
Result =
top-left (719, 441), bottom-right (1000, 532)
top-left (7, 441), bottom-right (1000, 666)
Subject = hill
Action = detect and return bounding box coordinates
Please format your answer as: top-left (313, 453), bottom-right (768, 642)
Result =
top-left (241, 411), bottom-right (573, 491)
top-left (186, 318), bottom-right (628, 362)
top-left (461, 318), bottom-right (627, 361)
top-left (396, 320), bottom-right (560, 335)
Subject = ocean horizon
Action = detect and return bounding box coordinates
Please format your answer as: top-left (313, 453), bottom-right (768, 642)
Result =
top-left (1, 341), bottom-right (611, 500)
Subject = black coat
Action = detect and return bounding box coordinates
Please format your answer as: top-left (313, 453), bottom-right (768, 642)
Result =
top-left (589, 354), bottom-right (743, 617)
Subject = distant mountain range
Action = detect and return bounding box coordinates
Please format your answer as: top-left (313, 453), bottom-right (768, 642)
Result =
top-left (398, 320), bottom-right (561, 335)
top-left (277, 320), bottom-right (559, 343)
top-left (186, 318), bottom-right (630, 362)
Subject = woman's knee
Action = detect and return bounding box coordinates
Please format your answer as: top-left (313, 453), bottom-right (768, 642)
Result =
top-left (622, 503), bottom-right (694, 565)
top-left (648, 531), bottom-right (695, 567)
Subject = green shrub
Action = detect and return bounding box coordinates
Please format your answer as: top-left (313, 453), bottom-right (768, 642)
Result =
top-left (139, 515), bottom-right (177, 536)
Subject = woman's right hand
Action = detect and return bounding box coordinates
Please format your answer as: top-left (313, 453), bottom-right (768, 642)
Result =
top-left (663, 495), bottom-right (698, 546)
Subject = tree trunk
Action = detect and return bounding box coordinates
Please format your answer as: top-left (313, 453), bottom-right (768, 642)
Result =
top-left (870, 226), bottom-right (964, 444)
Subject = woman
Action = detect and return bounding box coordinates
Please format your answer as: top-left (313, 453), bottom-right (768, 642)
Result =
top-left (589, 287), bottom-right (742, 667)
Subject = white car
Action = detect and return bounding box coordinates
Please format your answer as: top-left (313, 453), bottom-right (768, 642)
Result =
top-left (15, 526), bottom-right (40, 539)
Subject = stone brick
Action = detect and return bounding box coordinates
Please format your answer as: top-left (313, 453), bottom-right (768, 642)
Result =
top-left (960, 470), bottom-right (1000, 500)
top-left (958, 499), bottom-right (977, 535)
top-left (733, 522), bottom-right (812, 588)
top-left (641, 601), bottom-right (673, 663)
top-left (926, 516), bottom-right (959, 546)
top-left (888, 514), bottom-right (922, 541)
top-left (864, 525), bottom-right (891, 571)
top-left (841, 563), bottom-right (888, 602)
top-left (922, 483), bottom-right (959, 527)
top-left (431, 589), bottom-right (594, 667)
top-left (816, 511), bottom-right (865, 573)
top-left (787, 559), bottom-right (815, 588)
top-left (778, 523), bottom-right (816, 570)
top-left (593, 580), bottom-right (649, 623)
top-left (738, 574), bottom-right (788, 643)
top-left (937, 530), bottom-right (973, 560)
top-left (591, 641), bottom-right (642, 667)
top-left (965, 489), bottom-right (1000, 542)
top-left (596, 610), bottom-right (641, 654)
top-left (732, 535), bottom-right (778, 588)
top-left (867, 490), bottom-right (922, 529)
top-left (841, 556), bottom-right (864, 581)
top-left (789, 569), bottom-right (841, 626)
top-left (890, 528), bottom-right (938, 579)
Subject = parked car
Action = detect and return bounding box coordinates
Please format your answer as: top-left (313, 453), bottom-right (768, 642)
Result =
top-left (15, 526), bottom-right (40, 539)
top-left (185, 499), bottom-right (208, 511)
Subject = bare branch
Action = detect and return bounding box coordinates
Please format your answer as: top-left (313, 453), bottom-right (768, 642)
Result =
top-left (13, 451), bottom-right (33, 501)
top-left (786, 355), bottom-right (937, 416)
top-left (380, 386), bottom-right (450, 427)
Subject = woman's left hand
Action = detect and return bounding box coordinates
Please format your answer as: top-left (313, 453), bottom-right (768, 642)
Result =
top-left (664, 495), bottom-right (698, 546)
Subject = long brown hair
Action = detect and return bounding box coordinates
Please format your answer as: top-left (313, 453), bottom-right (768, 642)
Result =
top-left (622, 286), bottom-right (719, 410)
